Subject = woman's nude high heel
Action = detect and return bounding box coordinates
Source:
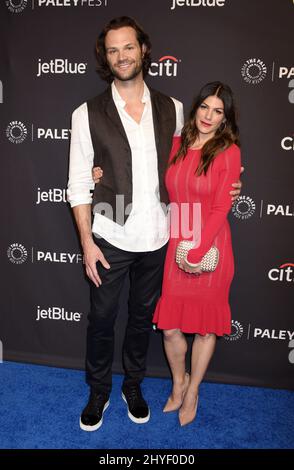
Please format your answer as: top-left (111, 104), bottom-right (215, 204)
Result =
top-left (179, 394), bottom-right (199, 426)
top-left (163, 373), bottom-right (190, 412)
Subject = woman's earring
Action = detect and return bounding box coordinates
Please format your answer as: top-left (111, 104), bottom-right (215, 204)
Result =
top-left (220, 121), bottom-right (226, 132)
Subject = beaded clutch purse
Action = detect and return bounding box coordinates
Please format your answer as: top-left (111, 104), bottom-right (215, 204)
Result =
top-left (175, 241), bottom-right (219, 272)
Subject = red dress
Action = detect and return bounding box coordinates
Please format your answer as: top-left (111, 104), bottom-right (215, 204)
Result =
top-left (153, 137), bottom-right (241, 335)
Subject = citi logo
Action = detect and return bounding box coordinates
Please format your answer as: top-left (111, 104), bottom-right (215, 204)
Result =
top-left (254, 328), bottom-right (294, 341)
top-left (149, 56), bottom-right (180, 77)
top-left (224, 320), bottom-right (244, 341)
top-left (241, 58), bottom-right (267, 85)
top-left (6, 121), bottom-right (28, 144)
top-left (36, 306), bottom-right (83, 322)
top-left (268, 263), bottom-right (294, 283)
top-left (36, 188), bottom-right (67, 204)
top-left (37, 59), bottom-right (87, 77)
top-left (6, 0), bottom-right (28, 13)
top-left (7, 243), bottom-right (28, 264)
top-left (171, 0), bottom-right (226, 10)
top-left (37, 128), bottom-right (71, 140)
top-left (36, 0), bottom-right (107, 7)
top-left (281, 136), bottom-right (294, 150)
top-left (266, 204), bottom-right (293, 217)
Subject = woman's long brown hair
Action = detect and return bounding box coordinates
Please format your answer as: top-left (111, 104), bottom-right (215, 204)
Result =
top-left (170, 82), bottom-right (240, 175)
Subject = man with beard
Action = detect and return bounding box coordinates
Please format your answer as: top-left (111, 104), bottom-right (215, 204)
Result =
top-left (67, 16), bottom-right (241, 431)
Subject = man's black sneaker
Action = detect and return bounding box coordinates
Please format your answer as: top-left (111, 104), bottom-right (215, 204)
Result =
top-left (79, 390), bottom-right (110, 431)
top-left (122, 383), bottom-right (150, 424)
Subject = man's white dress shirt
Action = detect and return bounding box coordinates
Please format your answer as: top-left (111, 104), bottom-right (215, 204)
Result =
top-left (67, 82), bottom-right (184, 252)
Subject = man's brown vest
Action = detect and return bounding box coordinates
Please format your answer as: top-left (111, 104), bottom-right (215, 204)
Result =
top-left (87, 86), bottom-right (176, 225)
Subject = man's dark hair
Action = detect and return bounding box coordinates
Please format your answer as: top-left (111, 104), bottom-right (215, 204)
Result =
top-left (96, 16), bottom-right (152, 83)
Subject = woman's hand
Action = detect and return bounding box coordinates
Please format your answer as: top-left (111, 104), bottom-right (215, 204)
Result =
top-left (92, 166), bottom-right (103, 184)
top-left (178, 258), bottom-right (202, 275)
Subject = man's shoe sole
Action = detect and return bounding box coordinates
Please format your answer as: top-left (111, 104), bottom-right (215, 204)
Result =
top-left (79, 400), bottom-right (110, 431)
top-left (122, 393), bottom-right (150, 424)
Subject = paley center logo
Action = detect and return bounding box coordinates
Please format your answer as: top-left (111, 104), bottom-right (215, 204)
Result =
top-left (241, 58), bottom-right (267, 85)
top-left (6, 0), bottom-right (28, 13)
top-left (232, 195), bottom-right (256, 220)
top-left (37, 59), bottom-right (87, 77)
top-left (268, 263), bottom-right (294, 283)
top-left (6, 121), bottom-right (70, 142)
top-left (224, 320), bottom-right (244, 341)
top-left (6, 121), bottom-right (28, 144)
top-left (36, 305), bottom-right (83, 322)
top-left (7, 243), bottom-right (82, 264)
top-left (171, 0), bottom-right (226, 10)
top-left (149, 56), bottom-right (180, 77)
top-left (7, 243), bottom-right (28, 264)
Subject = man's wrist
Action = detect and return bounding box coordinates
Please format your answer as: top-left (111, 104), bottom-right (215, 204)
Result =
top-left (81, 235), bottom-right (94, 250)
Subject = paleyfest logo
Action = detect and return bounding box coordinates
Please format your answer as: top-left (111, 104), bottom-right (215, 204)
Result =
top-left (36, 0), bottom-right (107, 6)
top-left (6, 0), bottom-right (28, 13)
top-left (241, 58), bottom-right (267, 85)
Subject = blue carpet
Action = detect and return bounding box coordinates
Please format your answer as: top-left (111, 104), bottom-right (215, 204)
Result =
top-left (0, 361), bottom-right (293, 449)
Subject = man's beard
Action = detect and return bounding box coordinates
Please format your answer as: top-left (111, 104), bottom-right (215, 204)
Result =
top-left (110, 60), bottom-right (143, 82)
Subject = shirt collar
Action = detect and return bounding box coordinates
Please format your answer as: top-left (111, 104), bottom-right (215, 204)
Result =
top-left (111, 81), bottom-right (150, 108)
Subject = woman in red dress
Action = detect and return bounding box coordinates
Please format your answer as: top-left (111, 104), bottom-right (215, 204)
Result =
top-left (153, 82), bottom-right (241, 426)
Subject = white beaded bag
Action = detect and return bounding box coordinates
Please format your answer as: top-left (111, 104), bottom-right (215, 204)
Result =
top-left (175, 241), bottom-right (219, 272)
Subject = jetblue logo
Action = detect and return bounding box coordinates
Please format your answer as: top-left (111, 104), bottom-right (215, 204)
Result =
top-left (36, 188), bottom-right (67, 204)
top-left (36, 306), bottom-right (83, 322)
top-left (37, 59), bottom-right (87, 77)
top-left (171, 0), bottom-right (226, 10)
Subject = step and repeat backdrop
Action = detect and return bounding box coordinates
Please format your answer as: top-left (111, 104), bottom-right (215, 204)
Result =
top-left (1, 0), bottom-right (293, 389)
